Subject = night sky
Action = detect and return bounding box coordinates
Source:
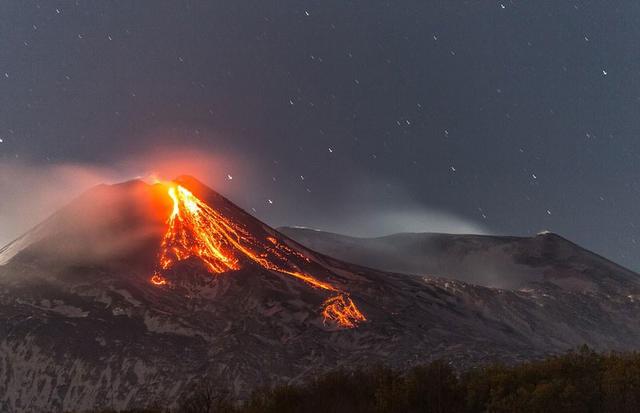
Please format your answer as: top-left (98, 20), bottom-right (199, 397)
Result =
top-left (1, 2), bottom-right (640, 270)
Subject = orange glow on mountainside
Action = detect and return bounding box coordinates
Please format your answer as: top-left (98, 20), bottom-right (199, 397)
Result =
top-left (150, 182), bottom-right (366, 328)
top-left (150, 274), bottom-right (167, 285)
top-left (322, 295), bottom-right (367, 329)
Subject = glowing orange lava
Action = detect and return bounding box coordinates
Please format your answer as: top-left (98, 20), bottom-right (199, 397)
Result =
top-left (150, 274), bottom-right (167, 285)
top-left (157, 186), bottom-right (240, 274)
top-left (150, 183), bottom-right (366, 328)
top-left (322, 295), bottom-right (367, 329)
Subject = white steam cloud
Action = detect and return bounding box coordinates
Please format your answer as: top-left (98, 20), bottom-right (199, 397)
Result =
top-left (0, 161), bottom-right (121, 248)
top-left (316, 208), bottom-right (489, 238)
top-left (0, 148), bottom-right (243, 248)
top-left (0, 151), bottom-right (491, 249)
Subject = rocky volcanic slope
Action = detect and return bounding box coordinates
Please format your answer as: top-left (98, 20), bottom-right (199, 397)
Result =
top-left (279, 227), bottom-right (640, 294)
top-left (2, 177), bottom-right (640, 412)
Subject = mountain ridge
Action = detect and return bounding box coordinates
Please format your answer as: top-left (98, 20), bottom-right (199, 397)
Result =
top-left (279, 226), bottom-right (640, 294)
top-left (3, 177), bottom-right (640, 412)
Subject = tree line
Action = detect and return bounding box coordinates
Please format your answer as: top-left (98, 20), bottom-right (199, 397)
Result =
top-left (89, 346), bottom-right (640, 413)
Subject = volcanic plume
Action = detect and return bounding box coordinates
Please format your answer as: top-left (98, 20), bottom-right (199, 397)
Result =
top-left (149, 179), bottom-right (365, 328)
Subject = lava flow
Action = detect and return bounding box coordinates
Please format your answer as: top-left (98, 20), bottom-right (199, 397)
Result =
top-left (150, 183), bottom-right (366, 328)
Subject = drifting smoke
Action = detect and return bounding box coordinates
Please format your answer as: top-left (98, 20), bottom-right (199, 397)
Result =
top-left (303, 207), bottom-right (489, 238)
top-left (0, 147), bottom-right (490, 250)
top-left (0, 161), bottom-right (118, 248)
top-left (265, 173), bottom-right (491, 238)
top-left (0, 148), bottom-right (245, 248)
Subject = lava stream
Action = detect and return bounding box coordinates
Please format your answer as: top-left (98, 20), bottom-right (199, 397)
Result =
top-left (151, 183), bottom-right (366, 328)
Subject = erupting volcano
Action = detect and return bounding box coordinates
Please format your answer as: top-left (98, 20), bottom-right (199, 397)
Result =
top-left (5, 176), bottom-right (640, 413)
top-left (150, 181), bottom-right (366, 328)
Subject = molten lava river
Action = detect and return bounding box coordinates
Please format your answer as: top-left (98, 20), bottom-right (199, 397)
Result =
top-left (150, 184), bottom-right (366, 328)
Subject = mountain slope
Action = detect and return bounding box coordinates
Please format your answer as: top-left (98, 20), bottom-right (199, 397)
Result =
top-left (279, 227), bottom-right (640, 294)
top-left (2, 177), bottom-right (640, 412)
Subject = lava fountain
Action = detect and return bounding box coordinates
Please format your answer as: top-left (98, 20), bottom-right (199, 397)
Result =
top-left (150, 182), bottom-right (366, 328)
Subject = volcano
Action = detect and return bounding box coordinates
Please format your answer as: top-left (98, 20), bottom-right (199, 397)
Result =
top-left (3, 176), bottom-right (640, 412)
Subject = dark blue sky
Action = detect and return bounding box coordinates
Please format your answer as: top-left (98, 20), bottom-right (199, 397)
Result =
top-left (2, 1), bottom-right (640, 270)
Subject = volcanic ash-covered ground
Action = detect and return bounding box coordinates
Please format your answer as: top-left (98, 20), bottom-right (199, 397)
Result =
top-left (3, 176), bottom-right (640, 412)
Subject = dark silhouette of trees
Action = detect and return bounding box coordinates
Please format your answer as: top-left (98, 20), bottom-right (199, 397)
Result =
top-left (176, 380), bottom-right (234, 413)
top-left (87, 347), bottom-right (640, 413)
